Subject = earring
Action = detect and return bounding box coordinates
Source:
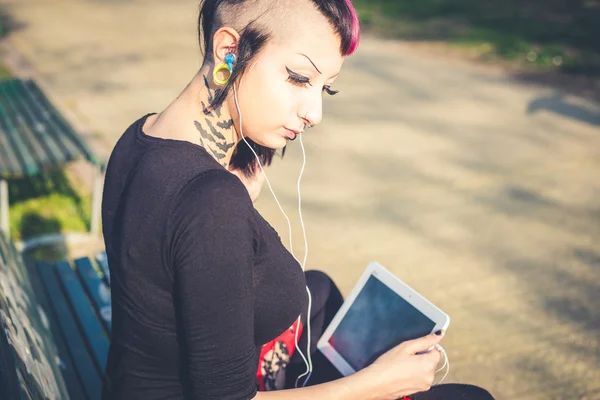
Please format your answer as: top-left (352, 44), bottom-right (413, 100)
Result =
top-left (213, 46), bottom-right (236, 86)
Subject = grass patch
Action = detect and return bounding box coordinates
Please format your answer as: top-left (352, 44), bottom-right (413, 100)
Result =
top-left (353, 0), bottom-right (600, 75)
top-left (8, 169), bottom-right (92, 242)
top-left (0, 62), bottom-right (13, 79)
top-left (0, 16), bottom-right (13, 79)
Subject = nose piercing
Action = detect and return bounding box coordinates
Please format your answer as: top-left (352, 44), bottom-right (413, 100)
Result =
top-left (305, 113), bottom-right (313, 129)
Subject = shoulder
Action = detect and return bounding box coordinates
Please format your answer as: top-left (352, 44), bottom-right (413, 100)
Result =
top-left (171, 169), bottom-right (255, 224)
top-left (178, 169), bottom-right (251, 205)
top-left (168, 170), bottom-right (259, 260)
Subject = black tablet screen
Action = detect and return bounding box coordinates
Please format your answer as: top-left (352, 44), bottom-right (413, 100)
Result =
top-left (328, 275), bottom-right (436, 371)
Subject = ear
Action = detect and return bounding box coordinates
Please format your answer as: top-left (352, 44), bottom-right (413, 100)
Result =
top-left (212, 27), bottom-right (241, 64)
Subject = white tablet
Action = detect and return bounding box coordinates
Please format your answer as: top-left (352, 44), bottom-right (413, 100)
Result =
top-left (317, 262), bottom-right (450, 376)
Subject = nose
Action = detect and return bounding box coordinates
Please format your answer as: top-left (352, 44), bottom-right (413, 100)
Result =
top-left (300, 93), bottom-right (323, 130)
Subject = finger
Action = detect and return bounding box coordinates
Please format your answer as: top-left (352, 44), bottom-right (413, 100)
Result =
top-left (404, 330), bottom-right (445, 354)
top-left (424, 347), bottom-right (443, 367)
top-left (415, 347), bottom-right (442, 370)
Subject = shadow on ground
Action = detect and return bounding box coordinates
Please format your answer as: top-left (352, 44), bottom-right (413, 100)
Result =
top-left (513, 72), bottom-right (600, 104)
top-left (527, 92), bottom-right (600, 126)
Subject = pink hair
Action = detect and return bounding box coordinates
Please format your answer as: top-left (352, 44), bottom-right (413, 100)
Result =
top-left (344, 0), bottom-right (360, 55)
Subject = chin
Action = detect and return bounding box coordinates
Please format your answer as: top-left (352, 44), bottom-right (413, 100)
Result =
top-left (246, 133), bottom-right (288, 150)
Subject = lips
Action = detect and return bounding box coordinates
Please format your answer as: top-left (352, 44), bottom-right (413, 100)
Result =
top-left (284, 128), bottom-right (300, 140)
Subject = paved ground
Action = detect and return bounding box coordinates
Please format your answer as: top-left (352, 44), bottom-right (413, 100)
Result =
top-left (2, 0), bottom-right (600, 399)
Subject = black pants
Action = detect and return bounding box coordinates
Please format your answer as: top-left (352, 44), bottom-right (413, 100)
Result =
top-left (285, 271), bottom-right (495, 400)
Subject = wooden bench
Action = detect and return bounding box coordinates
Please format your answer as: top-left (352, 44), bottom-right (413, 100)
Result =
top-left (0, 78), bottom-right (105, 237)
top-left (0, 230), bottom-right (111, 400)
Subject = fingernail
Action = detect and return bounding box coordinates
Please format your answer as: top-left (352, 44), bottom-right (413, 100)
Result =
top-left (435, 330), bottom-right (443, 336)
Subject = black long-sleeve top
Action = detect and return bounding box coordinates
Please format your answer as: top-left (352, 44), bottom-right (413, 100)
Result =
top-left (101, 114), bottom-right (308, 400)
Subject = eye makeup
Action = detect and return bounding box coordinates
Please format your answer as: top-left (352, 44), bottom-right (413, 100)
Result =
top-left (323, 86), bottom-right (339, 96)
top-left (286, 67), bottom-right (312, 86)
top-left (285, 67), bottom-right (340, 96)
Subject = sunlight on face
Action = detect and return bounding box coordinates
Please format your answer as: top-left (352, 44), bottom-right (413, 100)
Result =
top-left (230, 13), bottom-right (345, 149)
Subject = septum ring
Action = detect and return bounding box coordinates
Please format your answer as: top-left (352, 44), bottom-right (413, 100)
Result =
top-left (305, 113), bottom-right (313, 129)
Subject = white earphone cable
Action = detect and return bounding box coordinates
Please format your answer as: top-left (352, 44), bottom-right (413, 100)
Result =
top-left (433, 345), bottom-right (450, 385)
top-left (293, 133), bottom-right (313, 388)
top-left (233, 84), bottom-right (314, 388)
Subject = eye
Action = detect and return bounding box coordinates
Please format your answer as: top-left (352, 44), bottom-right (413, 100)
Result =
top-left (286, 67), bottom-right (312, 87)
top-left (323, 86), bottom-right (339, 96)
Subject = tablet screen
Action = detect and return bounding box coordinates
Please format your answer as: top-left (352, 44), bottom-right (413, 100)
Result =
top-left (328, 275), bottom-right (436, 371)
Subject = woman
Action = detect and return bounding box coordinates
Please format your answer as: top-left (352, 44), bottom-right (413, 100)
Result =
top-left (101, 0), bottom-right (495, 399)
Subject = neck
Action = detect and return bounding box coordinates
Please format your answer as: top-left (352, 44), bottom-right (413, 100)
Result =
top-left (157, 67), bottom-right (240, 168)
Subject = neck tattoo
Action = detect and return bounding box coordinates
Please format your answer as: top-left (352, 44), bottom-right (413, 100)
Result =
top-left (194, 74), bottom-right (236, 168)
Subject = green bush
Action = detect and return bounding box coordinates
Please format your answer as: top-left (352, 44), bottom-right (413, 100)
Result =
top-left (8, 170), bottom-right (91, 241)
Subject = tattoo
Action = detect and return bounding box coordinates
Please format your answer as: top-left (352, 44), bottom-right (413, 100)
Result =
top-left (208, 146), bottom-right (227, 160)
top-left (195, 121), bottom-right (217, 143)
top-left (217, 119), bottom-right (234, 130)
top-left (206, 119), bottom-right (226, 141)
top-left (194, 74), bottom-right (237, 167)
top-left (203, 75), bottom-right (221, 118)
top-left (203, 75), bottom-right (214, 102)
top-left (201, 101), bottom-right (213, 116)
top-left (215, 141), bottom-right (235, 153)
top-left (194, 118), bottom-right (235, 167)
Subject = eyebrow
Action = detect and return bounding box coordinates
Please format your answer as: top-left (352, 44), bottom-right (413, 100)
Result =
top-left (298, 53), bottom-right (322, 74)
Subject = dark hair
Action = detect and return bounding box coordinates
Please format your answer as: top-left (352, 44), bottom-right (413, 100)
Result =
top-left (198, 0), bottom-right (360, 177)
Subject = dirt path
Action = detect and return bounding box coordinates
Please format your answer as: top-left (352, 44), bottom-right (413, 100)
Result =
top-left (2, 0), bottom-right (600, 398)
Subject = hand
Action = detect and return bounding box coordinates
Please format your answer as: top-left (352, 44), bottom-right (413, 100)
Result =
top-left (229, 166), bottom-right (266, 203)
top-left (367, 331), bottom-right (445, 399)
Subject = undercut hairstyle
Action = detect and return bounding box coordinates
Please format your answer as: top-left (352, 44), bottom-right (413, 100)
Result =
top-left (198, 0), bottom-right (360, 177)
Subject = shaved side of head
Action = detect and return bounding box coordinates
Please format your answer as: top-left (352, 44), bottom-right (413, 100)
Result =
top-left (202, 0), bottom-right (331, 66)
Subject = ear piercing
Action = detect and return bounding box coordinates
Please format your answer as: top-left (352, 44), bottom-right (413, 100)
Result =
top-left (213, 45), bottom-right (236, 86)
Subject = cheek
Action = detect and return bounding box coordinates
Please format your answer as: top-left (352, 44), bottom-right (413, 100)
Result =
top-left (238, 63), bottom-right (296, 131)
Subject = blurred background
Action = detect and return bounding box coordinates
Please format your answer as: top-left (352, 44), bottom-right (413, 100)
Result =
top-left (0, 0), bottom-right (599, 399)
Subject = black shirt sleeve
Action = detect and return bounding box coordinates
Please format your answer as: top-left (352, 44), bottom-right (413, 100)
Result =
top-left (169, 169), bottom-right (258, 400)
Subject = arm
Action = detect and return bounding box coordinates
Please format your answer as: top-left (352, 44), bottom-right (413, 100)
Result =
top-left (171, 170), bottom-right (260, 399)
top-left (254, 330), bottom-right (446, 400)
top-left (253, 367), bottom-right (381, 400)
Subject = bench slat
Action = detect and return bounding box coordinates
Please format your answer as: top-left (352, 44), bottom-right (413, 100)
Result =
top-left (0, 231), bottom-right (26, 287)
top-left (8, 80), bottom-right (71, 167)
top-left (0, 230), bottom-right (10, 266)
top-left (0, 82), bottom-right (50, 173)
top-left (0, 95), bottom-right (36, 176)
top-left (55, 261), bottom-right (109, 373)
top-left (17, 80), bottom-right (84, 164)
top-left (0, 123), bottom-right (20, 176)
top-left (36, 260), bottom-right (102, 400)
top-left (74, 257), bottom-right (112, 333)
top-left (0, 78), bottom-right (105, 179)
top-left (23, 80), bottom-right (103, 168)
top-left (25, 259), bottom-right (87, 400)
top-left (95, 251), bottom-right (110, 285)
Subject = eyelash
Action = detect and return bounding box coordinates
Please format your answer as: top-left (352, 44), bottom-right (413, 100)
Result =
top-left (286, 67), bottom-right (339, 96)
